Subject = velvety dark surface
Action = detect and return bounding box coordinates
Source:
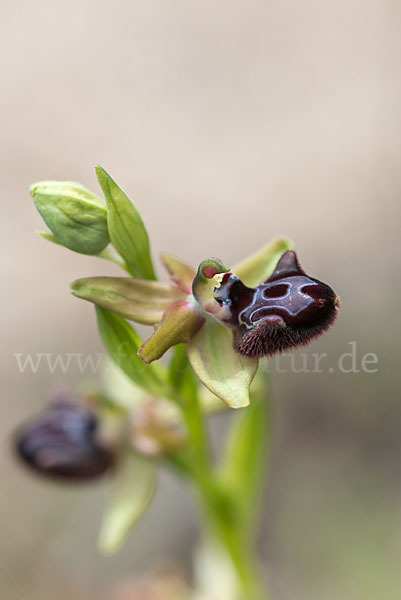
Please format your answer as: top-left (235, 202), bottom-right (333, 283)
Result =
top-left (215, 251), bottom-right (339, 356)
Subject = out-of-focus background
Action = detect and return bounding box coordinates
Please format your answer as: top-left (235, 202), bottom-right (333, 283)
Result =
top-left (1, 1), bottom-right (400, 599)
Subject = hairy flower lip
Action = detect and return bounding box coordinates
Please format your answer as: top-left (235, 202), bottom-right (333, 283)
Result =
top-left (234, 302), bottom-right (338, 358)
top-left (210, 250), bottom-right (339, 358)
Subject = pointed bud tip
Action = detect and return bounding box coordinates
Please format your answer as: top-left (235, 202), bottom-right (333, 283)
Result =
top-left (29, 182), bottom-right (39, 197)
top-left (70, 279), bottom-right (83, 297)
top-left (94, 165), bottom-right (109, 188)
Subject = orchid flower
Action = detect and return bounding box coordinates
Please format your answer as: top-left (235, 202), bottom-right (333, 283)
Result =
top-left (24, 165), bottom-right (340, 577)
top-left (32, 166), bottom-right (338, 409)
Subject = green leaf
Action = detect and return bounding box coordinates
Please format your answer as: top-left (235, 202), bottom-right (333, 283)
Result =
top-left (232, 238), bottom-right (293, 287)
top-left (95, 306), bottom-right (168, 398)
top-left (71, 277), bottom-right (186, 325)
top-left (98, 449), bottom-right (158, 554)
top-left (95, 165), bottom-right (156, 280)
top-left (31, 180), bottom-right (110, 255)
top-left (101, 358), bottom-right (149, 411)
top-left (218, 376), bottom-right (268, 525)
top-left (187, 318), bottom-right (259, 409)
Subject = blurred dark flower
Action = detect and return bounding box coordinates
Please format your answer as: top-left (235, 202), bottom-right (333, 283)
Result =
top-left (15, 396), bottom-right (114, 481)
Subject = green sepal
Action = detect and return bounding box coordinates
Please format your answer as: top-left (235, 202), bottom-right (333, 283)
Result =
top-left (95, 165), bottom-right (156, 280)
top-left (71, 277), bottom-right (186, 325)
top-left (199, 386), bottom-right (226, 414)
top-left (31, 180), bottom-right (109, 255)
top-left (138, 301), bottom-right (205, 364)
top-left (95, 306), bottom-right (169, 398)
top-left (98, 449), bottom-right (158, 554)
top-left (232, 238), bottom-right (293, 287)
top-left (187, 318), bottom-right (259, 409)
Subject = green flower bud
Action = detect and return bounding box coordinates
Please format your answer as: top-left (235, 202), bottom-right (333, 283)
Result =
top-left (30, 180), bottom-right (110, 255)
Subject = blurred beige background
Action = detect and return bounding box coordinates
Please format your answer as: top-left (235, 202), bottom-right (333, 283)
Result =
top-left (1, 1), bottom-right (400, 599)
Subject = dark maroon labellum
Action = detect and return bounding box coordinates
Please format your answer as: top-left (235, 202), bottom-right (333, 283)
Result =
top-left (15, 399), bottom-right (114, 481)
top-left (214, 250), bottom-right (339, 358)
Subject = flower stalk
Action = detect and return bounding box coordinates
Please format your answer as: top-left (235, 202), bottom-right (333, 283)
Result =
top-left (167, 346), bottom-right (271, 599)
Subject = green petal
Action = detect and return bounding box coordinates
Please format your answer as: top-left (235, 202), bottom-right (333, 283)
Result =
top-left (98, 449), bottom-right (157, 554)
top-left (95, 165), bottom-right (156, 280)
top-left (160, 254), bottom-right (195, 293)
top-left (232, 238), bottom-right (293, 287)
top-left (187, 318), bottom-right (259, 409)
top-left (138, 301), bottom-right (205, 364)
top-left (96, 306), bottom-right (169, 398)
top-left (71, 277), bottom-right (186, 325)
top-left (31, 180), bottom-right (110, 255)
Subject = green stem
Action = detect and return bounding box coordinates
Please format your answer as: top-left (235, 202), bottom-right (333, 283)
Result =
top-left (97, 246), bottom-right (131, 273)
top-left (168, 346), bottom-right (270, 598)
top-left (179, 381), bottom-right (213, 494)
top-left (180, 383), bottom-right (270, 599)
top-left (203, 497), bottom-right (267, 600)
